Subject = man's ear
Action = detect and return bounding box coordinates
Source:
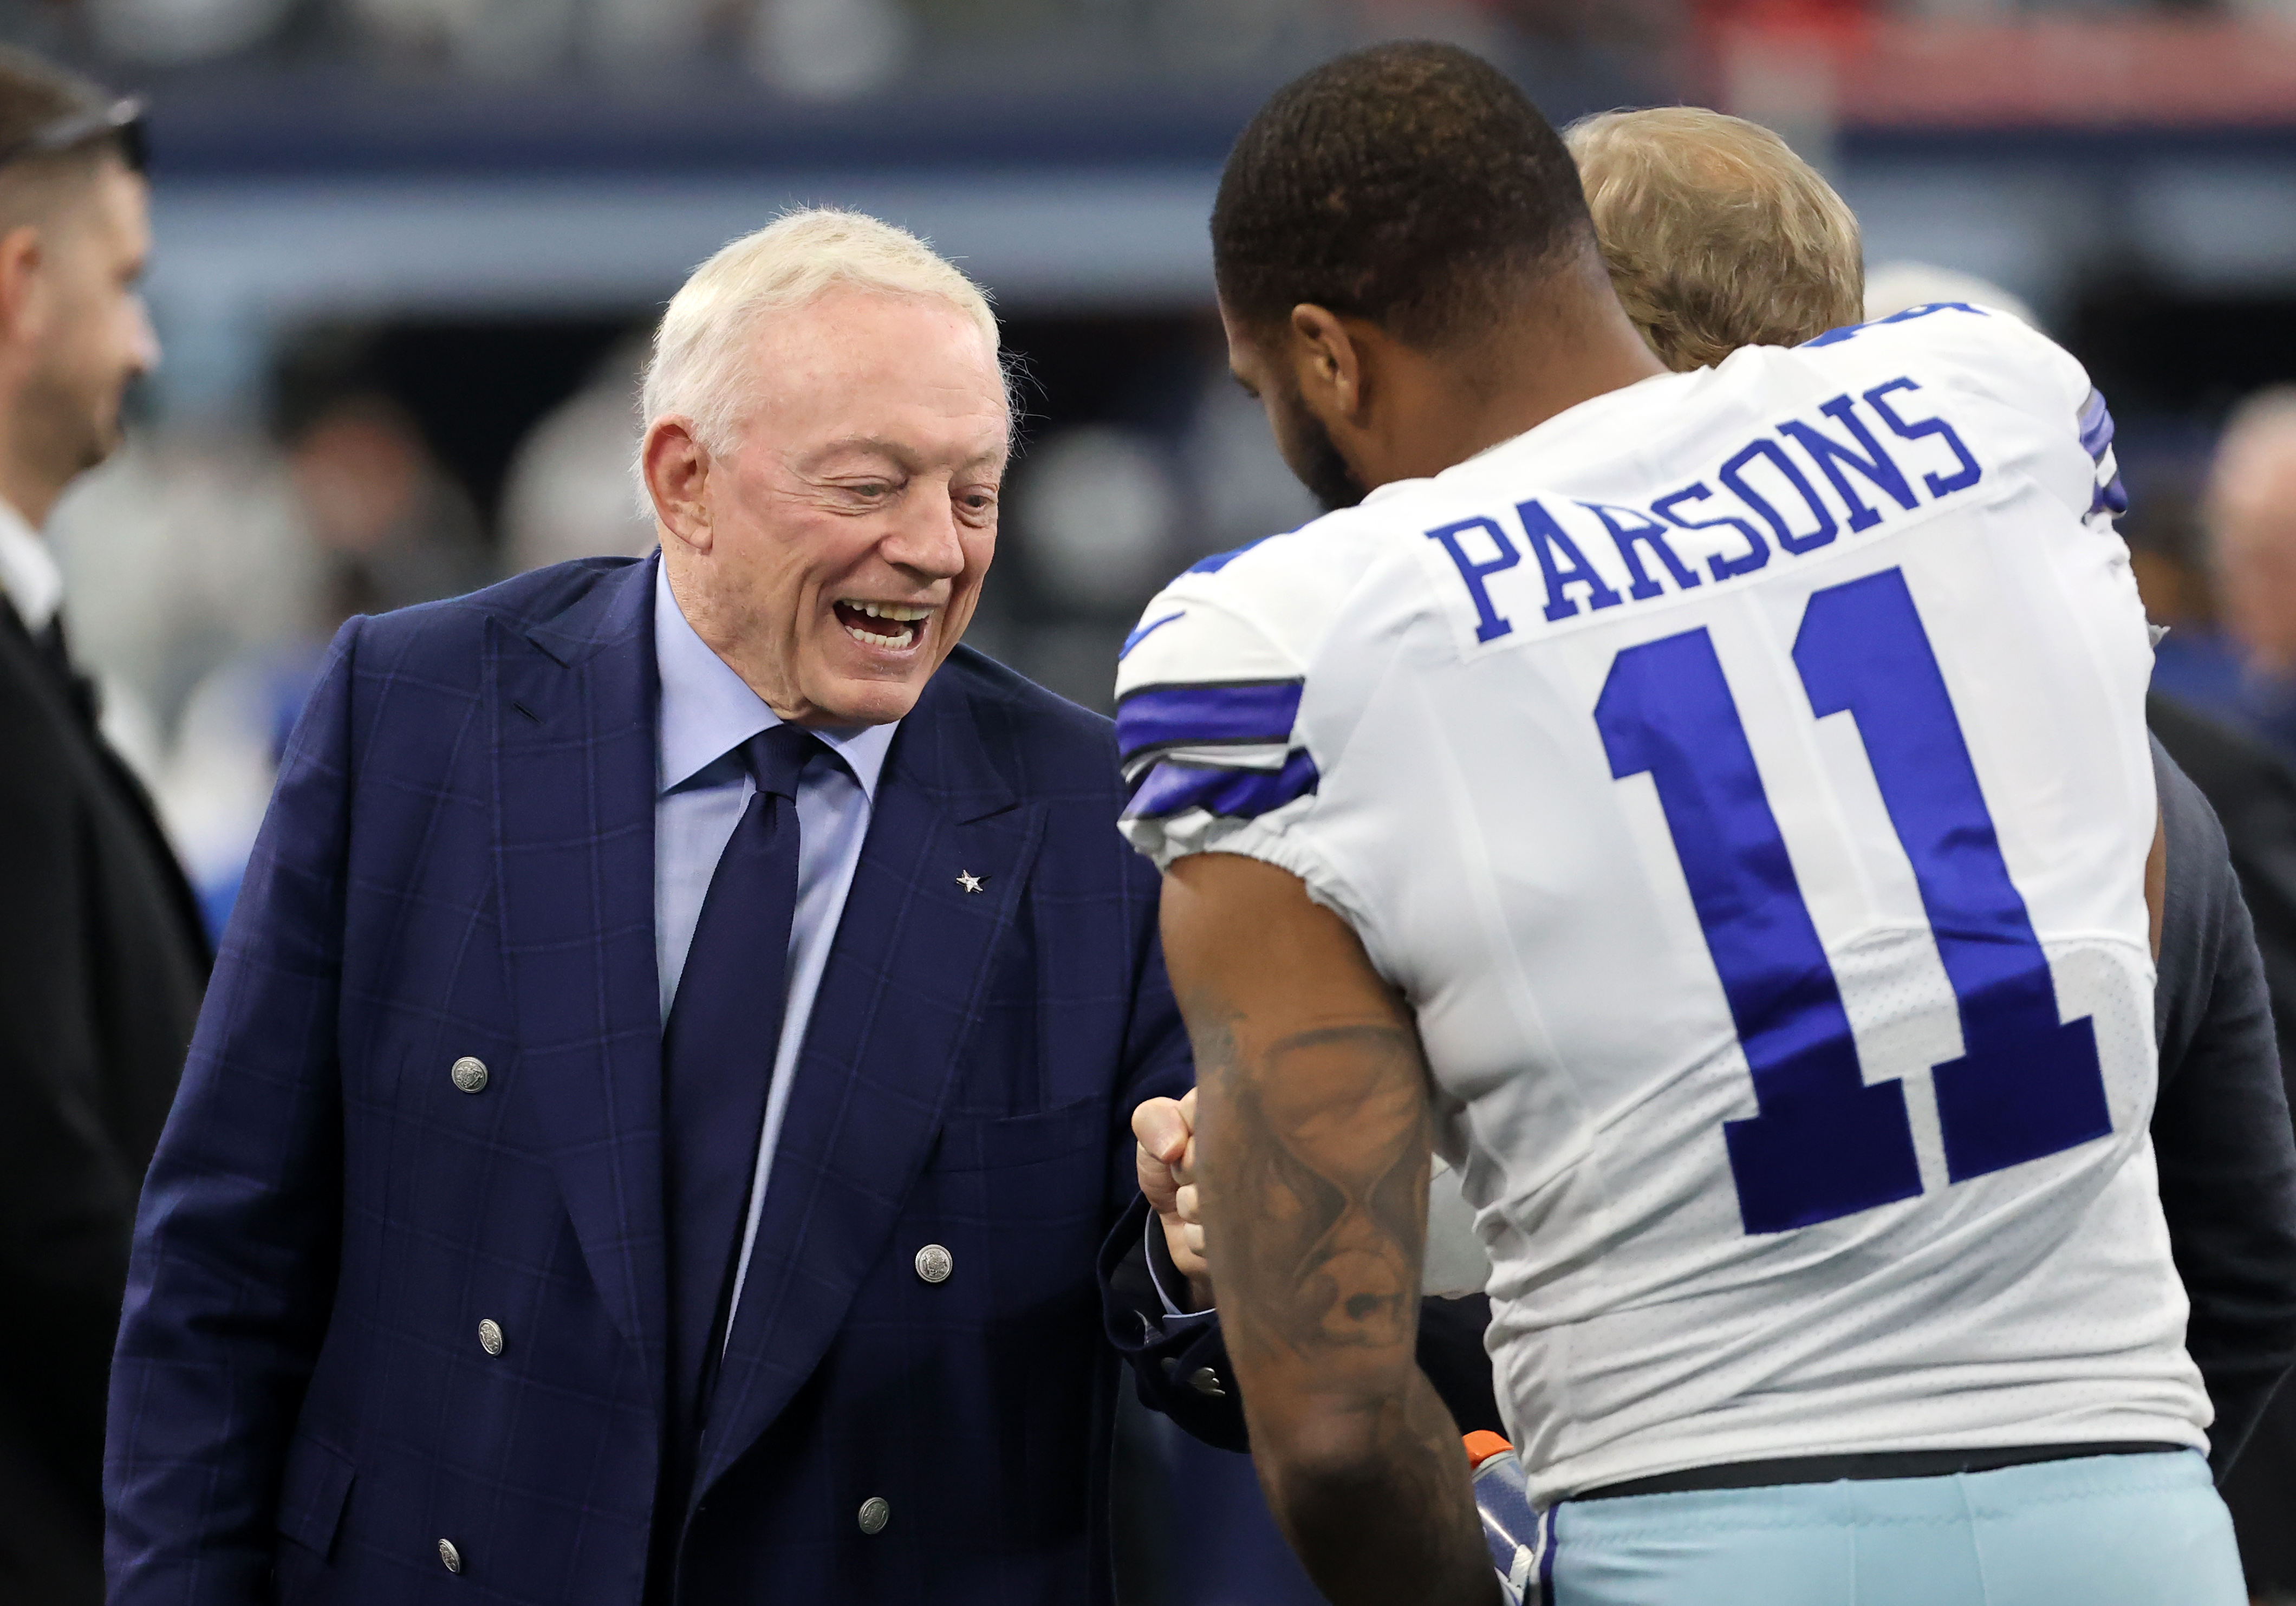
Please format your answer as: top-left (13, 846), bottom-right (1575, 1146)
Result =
top-left (1285, 303), bottom-right (1367, 427)
top-left (642, 416), bottom-right (713, 555)
top-left (0, 224), bottom-right (47, 351)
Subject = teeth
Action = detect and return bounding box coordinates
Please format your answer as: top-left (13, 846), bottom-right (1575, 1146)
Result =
top-left (843, 622), bottom-right (913, 648)
top-left (847, 601), bottom-right (932, 622)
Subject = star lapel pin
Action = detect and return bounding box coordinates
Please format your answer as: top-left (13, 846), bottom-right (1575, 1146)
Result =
top-left (955, 870), bottom-right (986, 895)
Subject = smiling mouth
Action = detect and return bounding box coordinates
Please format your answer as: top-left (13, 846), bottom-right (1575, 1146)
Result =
top-left (834, 599), bottom-right (932, 651)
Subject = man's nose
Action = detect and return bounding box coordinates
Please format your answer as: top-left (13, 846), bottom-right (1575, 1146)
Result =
top-left (881, 485), bottom-right (970, 579)
top-left (129, 294), bottom-right (160, 375)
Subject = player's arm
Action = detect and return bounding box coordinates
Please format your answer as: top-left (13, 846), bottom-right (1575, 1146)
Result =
top-left (1161, 850), bottom-right (1499, 1606)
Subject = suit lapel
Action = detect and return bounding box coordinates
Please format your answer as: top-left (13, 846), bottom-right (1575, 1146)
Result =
top-left (491, 557), bottom-right (669, 1396)
top-left (695, 665), bottom-right (1044, 1497)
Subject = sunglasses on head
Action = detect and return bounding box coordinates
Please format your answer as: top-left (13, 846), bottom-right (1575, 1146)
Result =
top-left (0, 96), bottom-right (146, 176)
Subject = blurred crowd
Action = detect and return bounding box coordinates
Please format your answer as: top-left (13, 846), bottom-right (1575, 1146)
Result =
top-left (1, 0), bottom-right (2279, 90)
top-left (0, 0), bottom-right (1677, 88)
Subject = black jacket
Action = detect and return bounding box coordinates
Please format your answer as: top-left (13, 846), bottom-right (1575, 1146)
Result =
top-left (2148, 727), bottom-right (2296, 1475)
top-left (1107, 723), bottom-right (2296, 1484)
top-left (2149, 691), bottom-right (2296, 1586)
top-left (0, 607), bottom-right (207, 1605)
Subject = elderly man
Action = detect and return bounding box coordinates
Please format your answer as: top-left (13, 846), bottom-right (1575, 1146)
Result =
top-left (106, 209), bottom-right (1190, 1606)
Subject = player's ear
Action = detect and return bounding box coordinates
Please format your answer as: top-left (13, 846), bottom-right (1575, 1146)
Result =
top-left (1287, 303), bottom-right (1366, 422)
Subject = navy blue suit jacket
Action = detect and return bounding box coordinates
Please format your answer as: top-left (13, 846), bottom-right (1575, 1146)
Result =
top-left (106, 556), bottom-right (1191, 1605)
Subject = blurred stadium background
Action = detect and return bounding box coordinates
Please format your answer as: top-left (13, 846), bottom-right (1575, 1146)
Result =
top-left (8, 0), bottom-right (2292, 1599)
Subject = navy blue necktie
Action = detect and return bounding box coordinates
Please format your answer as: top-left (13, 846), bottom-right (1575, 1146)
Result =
top-left (661, 723), bottom-right (819, 1442)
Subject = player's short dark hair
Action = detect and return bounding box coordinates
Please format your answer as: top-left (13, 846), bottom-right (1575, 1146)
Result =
top-left (0, 45), bottom-right (130, 206)
top-left (1211, 41), bottom-right (1596, 351)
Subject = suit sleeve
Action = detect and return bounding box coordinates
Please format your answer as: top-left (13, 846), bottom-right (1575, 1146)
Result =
top-left (1109, 866), bottom-right (1195, 1217)
top-left (1098, 1194), bottom-right (1504, 1453)
top-left (2149, 736), bottom-right (2296, 1478)
top-left (105, 620), bottom-right (362, 1604)
top-left (1095, 841), bottom-right (1270, 1446)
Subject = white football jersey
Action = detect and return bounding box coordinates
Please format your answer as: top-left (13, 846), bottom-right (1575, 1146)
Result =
top-left (1115, 304), bottom-right (2207, 1501)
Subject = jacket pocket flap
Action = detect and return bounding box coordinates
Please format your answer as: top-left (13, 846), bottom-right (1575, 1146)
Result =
top-left (933, 1095), bottom-right (1104, 1172)
top-left (275, 1433), bottom-right (356, 1560)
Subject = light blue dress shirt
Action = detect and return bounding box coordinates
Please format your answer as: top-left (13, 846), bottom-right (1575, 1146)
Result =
top-left (652, 558), bottom-right (897, 1331)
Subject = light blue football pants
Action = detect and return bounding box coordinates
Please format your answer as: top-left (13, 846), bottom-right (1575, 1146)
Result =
top-left (1548, 1450), bottom-right (2245, 1606)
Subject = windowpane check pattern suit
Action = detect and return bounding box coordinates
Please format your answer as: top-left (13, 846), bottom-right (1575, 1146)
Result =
top-left (104, 554), bottom-right (1192, 1605)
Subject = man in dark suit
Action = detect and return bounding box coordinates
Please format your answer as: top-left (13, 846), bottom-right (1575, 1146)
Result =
top-left (2148, 691), bottom-right (2296, 1595)
top-left (106, 209), bottom-right (1191, 1605)
top-left (0, 47), bottom-right (206, 1606)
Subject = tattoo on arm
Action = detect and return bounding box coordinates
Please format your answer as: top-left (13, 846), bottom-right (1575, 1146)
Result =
top-left (1205, 1018), bottom-right (1432, 1358)
top-left (1187, 999), bottom-right (1499, 1606)
top-left (1160, 855), bottom-right (1496, 1605)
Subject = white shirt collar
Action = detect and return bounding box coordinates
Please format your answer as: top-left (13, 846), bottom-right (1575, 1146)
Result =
top-left (654, 555), bottom-right (897, 798)
top-left (0, 496), bottom-right (62, 634)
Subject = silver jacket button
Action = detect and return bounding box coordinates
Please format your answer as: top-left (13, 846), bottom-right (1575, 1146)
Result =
top-left (450, 1057), bottom-right (489, 1094)
top-left (1188, 1367), bottom-right (1227, 1398)
top-left (857, 1496), bottom-right (890, 1535)
top-left (477, 1319), bottom-right (504, 1357)
top-left (438, 1538), bottom-right (463, 1574)
top-left (913, 1244), bottom-right (953, 1284)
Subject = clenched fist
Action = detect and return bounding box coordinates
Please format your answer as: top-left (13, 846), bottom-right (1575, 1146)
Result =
top-left (1132, 1088), bottom-right (1214, 1311)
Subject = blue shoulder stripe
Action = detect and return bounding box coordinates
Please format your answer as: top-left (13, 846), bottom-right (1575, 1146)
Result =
top-left (1801, 301), bottom-right (1988, 349)
top-left (1186, 536), bottom-right (1271, 575)
top-left (1115, 679), bottom-right (1304, 765)
top-left (2079, 387), bottom-right (2115, 463)
top-left (1120, 610), bottom-right (1185, 661)
top-left (1124, 749), bottom-right (1320, 822)
top-left (2092, 471), bottom-right (2129, 518)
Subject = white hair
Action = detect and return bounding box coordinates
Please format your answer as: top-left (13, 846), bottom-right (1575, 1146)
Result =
top-left (639, 206), bottom-right (1003, 457)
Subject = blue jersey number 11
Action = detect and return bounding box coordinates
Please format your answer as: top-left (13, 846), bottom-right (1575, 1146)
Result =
top-left (1593, 566), bottom-right (2112, 1234)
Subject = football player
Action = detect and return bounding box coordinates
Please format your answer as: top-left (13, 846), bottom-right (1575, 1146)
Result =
top-left (1116, 45), bottom-right (2254, 1605)
top-left (1121, 99), bottom-right (2296, 1507)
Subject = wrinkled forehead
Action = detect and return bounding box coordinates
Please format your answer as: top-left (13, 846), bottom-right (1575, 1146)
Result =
top-left (743, 290), bottom-right (1011, 459)
top-left (755, 285), bottom-right (998, 378)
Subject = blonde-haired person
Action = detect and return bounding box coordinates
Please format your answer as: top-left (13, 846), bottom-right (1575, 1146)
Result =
top-left (107, 205), bottom-right (1194, 1606)
top-left (1566, 105), bottom-right (1863, 370)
